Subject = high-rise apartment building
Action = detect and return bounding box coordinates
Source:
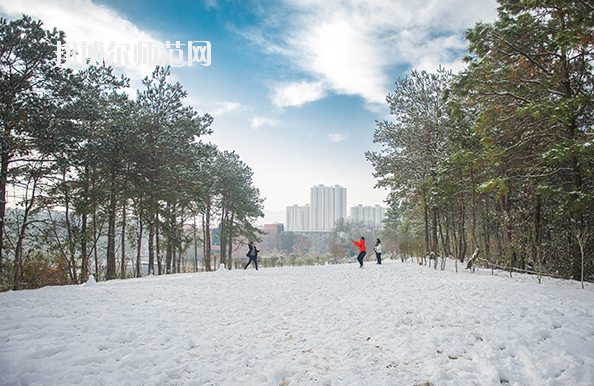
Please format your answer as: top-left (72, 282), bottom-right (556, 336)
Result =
top-left (350, 204), bottom-right (385, 228)
top-left (310, 184), bottom-right (347, 231)
top-left (286, 204), bottom-right (310, 231)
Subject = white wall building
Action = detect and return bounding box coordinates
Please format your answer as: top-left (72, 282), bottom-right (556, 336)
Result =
top-left (286, 204), bottom-right (310, 231)
top-left (350, 204), bottom-right (386, 228)
top-left (310, 184), bottom-right (347, 231)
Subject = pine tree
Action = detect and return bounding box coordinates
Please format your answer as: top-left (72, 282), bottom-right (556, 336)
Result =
top-left (0, 16), bottom-right (78, 273)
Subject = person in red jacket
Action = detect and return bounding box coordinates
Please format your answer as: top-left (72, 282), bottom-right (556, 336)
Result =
top-left (351, 237), bottom-right (366, 268)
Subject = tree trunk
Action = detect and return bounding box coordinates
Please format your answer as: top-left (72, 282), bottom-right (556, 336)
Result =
top-left (482, 220), bottom-right (491, 262)
top-left (423, 189), bottom-right (429, 262)
top-left (136, 207), bottom-right (143, 278)
top-left (121, 204), bottom-right (127, 279)
top-left (451, 207), bottom-right (459, 260)
top-left (0, 147), bottom-right (9, 273)
top-left (204, 207), bottom-right (212, 271)
top-left (149, 144), bottom-right (157, 275)
top-left (177, 221), bottom-right (183, 273)
top-left (227, 212), bottom-right (234, 269)
top-left (13, 176), bottom-right (38, 289)
top-left (171, 215), bottom-right (177, 273)
top-left (81, 212), bottom-right (88, 282)
top-left (166, 211), bottom-right (173, 274)
top-left (93, 204), bottom-right (99, 279)
top-left (470, 166), bottom-right (478, 253)
top-left (13, 219), bottom-right (27, 290)
top-left (193, 216), bottom-right (199, 272)
top-left (458, 179), bottom-right (467, 263)
top-left (63, 170), bottom-right (78, 283)
top-left (148, 211), bottom-right (155, 275)
top-left (220, 206), bottom-right (227, 269)
top-left (156, 212), bottom-right (162, 275)
top-left (431, 207), bottom-right (438, 258)
top-left (561, 43), bottom-right (584, 280)
top-left (106, 177), bottom-right (117, 281)
top-left (501, 189), bottom-right (514, 277)
top-left (569, 147), bottom-right (583, 280)
top-left (80, 165), bottom-right (90, 282)
top-left (438, 209), bottom-right (446, 255)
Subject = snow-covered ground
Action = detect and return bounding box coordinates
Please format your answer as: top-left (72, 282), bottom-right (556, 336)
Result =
top-left (1, 259), bottom-right (593, 386)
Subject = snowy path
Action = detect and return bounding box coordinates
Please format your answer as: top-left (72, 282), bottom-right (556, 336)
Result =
top-left (1, 259), bottom-right (593, 386)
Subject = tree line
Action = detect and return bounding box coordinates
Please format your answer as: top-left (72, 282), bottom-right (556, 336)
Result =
top-left (368, 0), bottom-right (594, 284)
top-left (0, 15), bottom-right (263, 290)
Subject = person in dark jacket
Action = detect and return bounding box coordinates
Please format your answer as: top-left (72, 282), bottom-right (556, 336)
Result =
top-left (351, 237), bottom-right (366, 268)
top-left (244, 242), bottom-right (259, 270)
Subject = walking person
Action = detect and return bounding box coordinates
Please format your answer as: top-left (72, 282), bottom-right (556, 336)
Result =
top-left (244, 242), bottom-right (259, 270)
top-left (374, 238), bottom-right (383, 265)
top-left (351, 237), bottom-right (366, 268)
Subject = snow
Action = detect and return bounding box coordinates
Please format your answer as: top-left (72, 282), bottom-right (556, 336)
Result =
top-left (1, 259), bottom-right (593, 386)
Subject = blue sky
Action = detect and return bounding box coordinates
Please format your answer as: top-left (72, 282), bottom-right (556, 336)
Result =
top-left (1, 0), bottom-right (498, 224)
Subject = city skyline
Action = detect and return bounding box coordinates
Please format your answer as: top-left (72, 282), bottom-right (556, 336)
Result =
top-left (286, 185), bottom-right (385, 231)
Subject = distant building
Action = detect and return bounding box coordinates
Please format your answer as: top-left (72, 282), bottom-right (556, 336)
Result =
top-left (310, 184), bottom-right (347, 231)
top-left (350, 204), bottom-right (386, 228)
top-left (286, 204), bottom-right (310, 231)
top-left (259, 223), bottom-right (284, 254)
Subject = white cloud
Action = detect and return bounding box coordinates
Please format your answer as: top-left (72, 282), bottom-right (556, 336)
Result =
top-left (211, 101), bottom-right (246, 116)
top-left (297, 18), bottom-right (388, 105)
top-left (183, 96), bottom-right (247, 117)
top-left (247, 0), bottom-right (498, 110)
top-left (0, 0), bottom-right (164, 79)
top-left (328, 133), bottom-right (350, 142)
top-left (272, 81), bottom-right (326, 108)
top-left (204, 0), bottom-right (218, 9)
top-left (251, 116), bottom-right (279, 130)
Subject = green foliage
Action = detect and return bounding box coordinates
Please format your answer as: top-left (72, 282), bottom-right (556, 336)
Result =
top-left (0, 15), bottom-right (79, 277)
top-left (371, 1), bottom-right (594, 280)
top-left (0, 15), bottom-right (264, 288)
